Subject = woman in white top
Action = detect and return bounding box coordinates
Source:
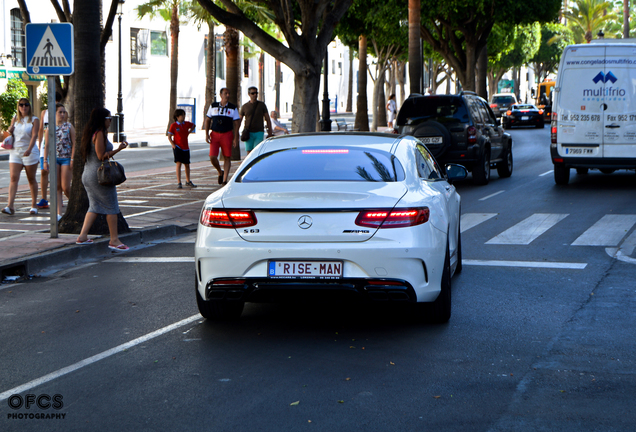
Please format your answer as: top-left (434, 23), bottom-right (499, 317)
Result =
top-left (2, 98), bottom-right (40, 216)
top-left (386, 94), bottom-right (397, 129)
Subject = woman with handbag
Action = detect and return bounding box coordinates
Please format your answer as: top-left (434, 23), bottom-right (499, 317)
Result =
top-left (76, 108), bottom-right (129, 251)
top-left (43, 103), bottom-right (76, 221)
top-left (2, 98), bottom-right (40, 216)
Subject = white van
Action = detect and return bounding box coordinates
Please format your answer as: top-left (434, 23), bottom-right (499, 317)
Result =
top-left (550, 40), bottom-right (636, 184)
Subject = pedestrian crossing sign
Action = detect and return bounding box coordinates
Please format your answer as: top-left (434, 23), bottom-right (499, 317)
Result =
top-left (26, 23), bottom-right (74, 76)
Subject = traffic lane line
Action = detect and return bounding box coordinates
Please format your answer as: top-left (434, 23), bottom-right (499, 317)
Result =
top-left (464, 259), bottom-right (587, 269)
top-left (479, 190), bottom-right (505, 201)
top-left (0, 314), bottom-right (202, 402)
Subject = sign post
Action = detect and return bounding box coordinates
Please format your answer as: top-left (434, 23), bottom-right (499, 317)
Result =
top-left (26, 23), bottom-right (74, 238)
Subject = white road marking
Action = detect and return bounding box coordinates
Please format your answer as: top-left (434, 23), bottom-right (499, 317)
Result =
top-left (572, 214), bottom-right (636, 246)
top-left (0, 314), bottom-right (202, 402)
top-left (479, 190), bottom-right (505, 201)
top-left (106, 257), bottom-right (194, 263)
top-left (487, 213), bottom-right (569, 245)
top-left (539, 170), bottom-right (553, 177)
top-left (461, 213), bottom-right (498, 233)
top-left (464, 260), bottom-right (587, 269)
top-left (125, 199), bottom-right (205, 218)
top-left (119, 200), bottom-right (149, 204)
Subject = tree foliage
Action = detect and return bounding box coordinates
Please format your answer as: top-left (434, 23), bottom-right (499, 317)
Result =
top-left (0, 79), bottom-right (28, 132)
top-left (531, 22), bottom-right (574, 81)
top-left (419, 0), bottom-right (561, 92)
top-left (564, 0), bottom-right (617, 43)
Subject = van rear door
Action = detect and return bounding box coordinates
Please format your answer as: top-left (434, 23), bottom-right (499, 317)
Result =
top-left (556, 45), bottom-right (605, 158)
top-left (602, 45), bottom-right (636, 158)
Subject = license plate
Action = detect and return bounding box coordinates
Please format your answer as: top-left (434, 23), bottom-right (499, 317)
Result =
top-left (564, 147), bottom-right (594, 155)
top-left (419, 136), bottom-right (443, 144)
top-left (268, 260), bottom-right (343, 279)
top-left (521, 116), bottom-right (529, 121)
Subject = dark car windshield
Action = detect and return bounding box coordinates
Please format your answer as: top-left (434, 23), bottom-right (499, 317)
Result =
top-left (513, 104), bottom-right (537, 110)
top-left (492, 96), bottom-right (516, 104)
top-left (236, 146), bottom-right (406, 183)
top-left (396, 96), bottom-right (468, 125)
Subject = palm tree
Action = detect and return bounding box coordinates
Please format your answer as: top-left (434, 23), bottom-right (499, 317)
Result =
top-left (137, 0), bottom-right (186, 132)
top-left (408, 0), bottom-right (421, 94)
top-left (564, 0), bottom-right (617, 43)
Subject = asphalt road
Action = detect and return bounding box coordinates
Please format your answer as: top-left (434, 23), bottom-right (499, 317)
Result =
top-left (1, 127), bottom-right (636, 431)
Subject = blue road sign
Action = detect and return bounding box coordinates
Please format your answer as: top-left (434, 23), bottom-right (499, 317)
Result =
top-left (26, 23), bottom-right (74, 76)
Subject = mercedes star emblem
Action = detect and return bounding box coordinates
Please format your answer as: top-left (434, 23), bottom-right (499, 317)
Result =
top-left (298, 215), bottom-right (313, 229)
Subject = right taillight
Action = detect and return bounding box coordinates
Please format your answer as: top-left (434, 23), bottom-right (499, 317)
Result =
top-left (200, 208), bottom-right (257, 228)
top-left (355, 208), bottom-right (430, 229)
top-left (551, 112), bottom-right (558, 144)
top-left (467, 126), bottom-right (477, 144)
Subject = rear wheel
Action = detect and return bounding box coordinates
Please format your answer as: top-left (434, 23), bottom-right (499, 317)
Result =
top-left (537, 121), bottom-right (545, 129)
top-left (412, 243), bottom-right (451, 324)
top-left (472, 148), bottom-right (491, 185)
top-left (496, 145), bottom-right (513, 178)
top-left (600, 169), bottom-right (615, 174)
top-left (196, 280), bottom-right (244, 320)
top-left (554, 164), bottom-right (570, 185)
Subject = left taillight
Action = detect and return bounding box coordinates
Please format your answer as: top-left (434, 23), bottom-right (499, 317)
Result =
top-left (355, 208), bottom-right (429, 229)
top-left (200, 208), bottom-right (257, 228)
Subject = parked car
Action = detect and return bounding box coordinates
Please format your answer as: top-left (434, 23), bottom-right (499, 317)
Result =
top-left (489, 93), bottom-right (518, 118)
top-left (501, 104), bottom-right (545, 129)
top-left (394, 92), bottom-right (513, 185)
top-left (551, 40), bottom-right (636, 185)
top-left (195, 133), bottom-right (467, 323)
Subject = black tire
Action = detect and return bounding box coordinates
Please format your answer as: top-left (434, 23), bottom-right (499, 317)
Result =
top-left (496, 145), bottom-right (513, 178)
top-left (196, 282), bottom-right (244, 320)
top-left (472, 147), bottom-right (491, 185)
top-left (410, 243), bottom-right (452, 324)
top-left (413, 120), bottom-right (453, 159)
top-left (600, 169), bottom-right (615, 174)
top-left (554, 164), bottom-right (570, 185)
top-left (576, 168), bottom-right (589, 175)
top-left (537, 121), bottom-right (545, 129)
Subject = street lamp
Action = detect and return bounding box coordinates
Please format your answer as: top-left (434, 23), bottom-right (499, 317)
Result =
top-left (320, 49), bottom-right (332, 131)
top-left (115, 0), bottom-right (126, 142)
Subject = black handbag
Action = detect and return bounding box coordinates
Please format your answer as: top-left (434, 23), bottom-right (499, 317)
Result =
top-left (97, 158), bottom-right (126, 186)
top-left (241, 101), bottom-right (259, 141)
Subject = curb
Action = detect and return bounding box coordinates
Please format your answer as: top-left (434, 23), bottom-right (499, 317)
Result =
top-left (0, 224), bottom-right (195, 280)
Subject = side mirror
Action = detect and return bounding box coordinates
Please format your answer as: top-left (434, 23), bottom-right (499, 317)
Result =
top-left (445, 163), bottom-right (468, 183)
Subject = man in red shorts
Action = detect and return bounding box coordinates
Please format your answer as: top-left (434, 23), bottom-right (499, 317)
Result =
top-left (204, 88), bottom-right (240, 185)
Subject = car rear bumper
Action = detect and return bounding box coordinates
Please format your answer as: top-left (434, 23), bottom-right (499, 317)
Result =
top-left (551, 146), bottom-right (636, 168)
top-left (436, 145), bottom-right (482, 168)
top-left (195, 230), bottom-right (447, 303)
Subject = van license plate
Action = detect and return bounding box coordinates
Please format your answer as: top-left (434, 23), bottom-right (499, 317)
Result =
top-left (419, 137), bottom-right (443, 144)
top-left (565, 147), bottom-right (594, 155)
top-left (268, 260), bottom-right (343, 278)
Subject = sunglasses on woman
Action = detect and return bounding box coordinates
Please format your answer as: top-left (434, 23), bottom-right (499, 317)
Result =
top-left (19, 103), bottom-right (30, 107)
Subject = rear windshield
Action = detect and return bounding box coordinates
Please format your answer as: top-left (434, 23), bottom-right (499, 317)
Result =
top-left (513, 104), bottom-right (535, 110)
top-left (236, 147), bottom-right (406, 182)
top-left (396, 96), bottom-right (468, 125)
top-left (492, 96), bottom-right (516, 104)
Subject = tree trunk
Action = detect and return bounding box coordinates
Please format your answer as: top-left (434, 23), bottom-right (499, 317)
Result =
top-left (396, 60), bottom-right (406, 107)
top-left (61, 0), bottom-right (129, 235)
top-left (477, 45), bottom-right (488, 100)
top-left (346, 48), bottom-right (353, 112)
top-left (354, 35), bottom-right (369, 132)
top-left (376, 72), bottom-right (387, 129)
top-left (203, 21), bottom-right (216, 117)
top-left (408, 0), bottom-right (421, 95)
top-left (167, 2), bottom-right (179, 133)
top-left (624, 0), bottom-right (630, 38)
top-left (224, 27), bottom-right (241, 160)
top-left (291, 71), bottom-right (320, 133)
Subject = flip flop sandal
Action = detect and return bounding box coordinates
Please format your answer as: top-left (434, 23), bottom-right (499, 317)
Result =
top-left (76, 239), bottom-right (94, 245)
top-left (1, 207), bottom-right (15, 215)
top-left (29, 208), bottom-right (38, 215)
top-left (108, 244), bottom-right (129, 251)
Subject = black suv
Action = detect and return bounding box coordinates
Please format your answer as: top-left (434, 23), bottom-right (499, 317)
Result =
top-left (395, 92), bottom-right (513, 185)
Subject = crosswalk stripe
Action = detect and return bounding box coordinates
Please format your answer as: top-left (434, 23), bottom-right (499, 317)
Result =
top-left (572, 214), bottom-right (636, 246)
top-left (486, 213), bottom-right (569, 245)
top-left (461, 213), bottom-right (498, 233)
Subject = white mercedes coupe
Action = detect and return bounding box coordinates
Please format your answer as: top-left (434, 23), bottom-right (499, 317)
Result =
top-left (195, 133), bottom-right (466, 323)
